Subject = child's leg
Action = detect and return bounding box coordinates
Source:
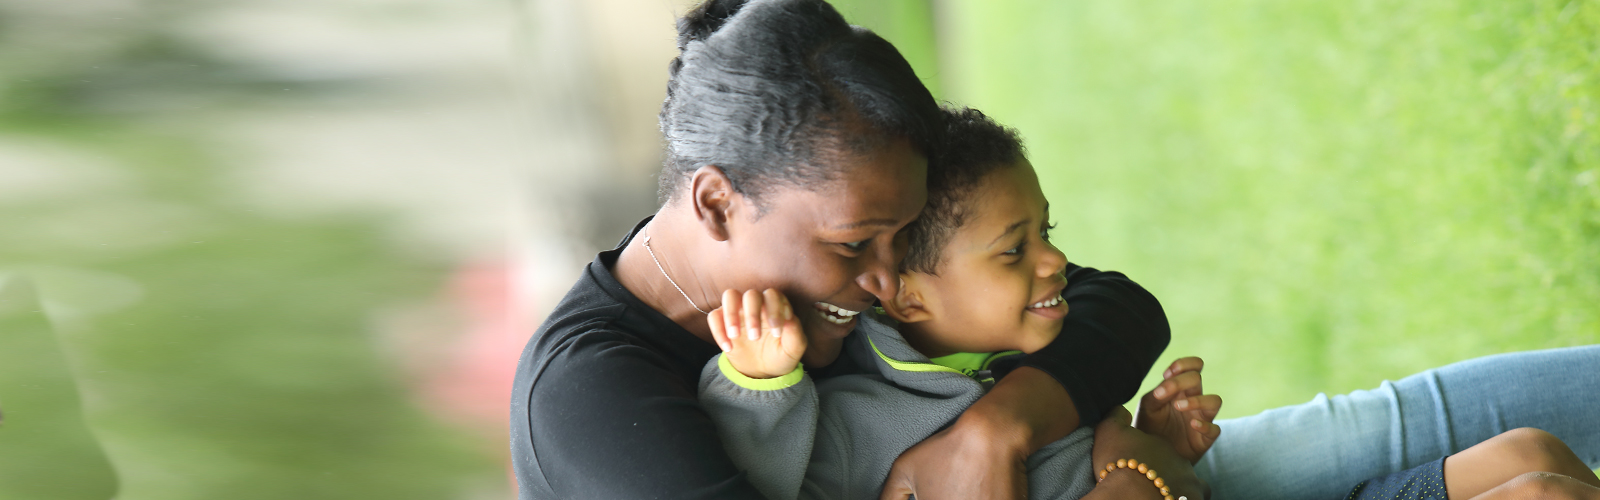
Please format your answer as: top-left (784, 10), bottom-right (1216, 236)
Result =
top-left (1467, 472), bottom-right (1600, 500)
top-left (1446, 428), bottom-right (1600, 499)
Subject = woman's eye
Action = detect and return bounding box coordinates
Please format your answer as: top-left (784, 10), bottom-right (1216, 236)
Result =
top-left (842, 239), bottom-right (871, 251)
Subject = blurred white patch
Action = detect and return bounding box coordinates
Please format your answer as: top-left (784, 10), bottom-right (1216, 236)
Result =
top-left (5, 265), bottom-right (145, 321)
top-left (0, 138), bottom-right (130, 202)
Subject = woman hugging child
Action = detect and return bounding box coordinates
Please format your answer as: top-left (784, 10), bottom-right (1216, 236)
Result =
top-left (698, 106), bottom-right (1600, 500)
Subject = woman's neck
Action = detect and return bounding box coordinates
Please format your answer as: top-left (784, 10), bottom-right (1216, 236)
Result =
top-left (612, 210), bottom-right (721, 344)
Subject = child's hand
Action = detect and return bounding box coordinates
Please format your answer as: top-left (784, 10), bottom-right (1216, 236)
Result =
top-left (708, 288), bottom-right (807, 380)
top-left (1134, 356), bottom-right (1223, 464)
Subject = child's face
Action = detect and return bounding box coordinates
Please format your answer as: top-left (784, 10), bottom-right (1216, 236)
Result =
top-left (892, 160), bottom-right (1069, 356)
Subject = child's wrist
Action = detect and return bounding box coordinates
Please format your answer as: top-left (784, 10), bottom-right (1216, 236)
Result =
top-left (717, 355), bottom-right (803, 390)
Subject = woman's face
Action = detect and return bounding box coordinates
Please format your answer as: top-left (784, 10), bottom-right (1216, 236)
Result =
top-left (720, 139), bottom-right (927, 343)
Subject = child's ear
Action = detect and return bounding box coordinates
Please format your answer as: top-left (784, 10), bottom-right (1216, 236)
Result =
top-left (882, 274), bottom-right (934, 324)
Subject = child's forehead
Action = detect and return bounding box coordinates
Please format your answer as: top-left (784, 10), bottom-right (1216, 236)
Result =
top-left (950, 163), bottom-right (1047, 245)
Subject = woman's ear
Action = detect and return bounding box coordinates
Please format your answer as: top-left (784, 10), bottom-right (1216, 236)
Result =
top-left (688, 165), bottom-right (739, 242)
top-left (882, 274), bottom-right (934, 324)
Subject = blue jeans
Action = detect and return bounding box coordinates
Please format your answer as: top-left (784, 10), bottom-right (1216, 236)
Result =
top-left (1196, 345), bottom-right (1600, 500)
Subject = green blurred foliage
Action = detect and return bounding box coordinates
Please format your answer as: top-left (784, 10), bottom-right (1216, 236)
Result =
top-left (830, 0), bottom-right (945, 98)
top-left (0, 3), bottom-right (501, 498)
top-left (850, 0), bottom-right (1600, 418)
top-left (0, 280), bottom-right (118, 500)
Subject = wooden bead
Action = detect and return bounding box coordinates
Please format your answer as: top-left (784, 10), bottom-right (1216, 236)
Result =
top-left (1137, 463), bottom-right (1149, 473)
top-left (1116, 459), bottom-right (1128, 468)
top-left (1146, 469), bottom-right (1158, 480)
top-left (1098, 470), bottom-right (1107, 481)
top-left (1126, 459), bottom-right (1140, 469)
top-left (1160, 486), bottom-right (1170, 495)
top-left (1154, 477), bottom-right (1165, 488)
top-left (1162, 495), bottom-right (1173, 500)
top-left (1106, 463), bottom-right (1116, 472)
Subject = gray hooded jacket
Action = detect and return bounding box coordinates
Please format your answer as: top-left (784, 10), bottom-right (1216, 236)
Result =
top-left (698, 313), bottom-right (1097, 500)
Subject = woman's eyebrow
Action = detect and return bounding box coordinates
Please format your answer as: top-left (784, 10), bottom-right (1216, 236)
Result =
top-left (832, 218), bottom-right (900, 231)
top-left (988, 219), bottom-right (1030, 248)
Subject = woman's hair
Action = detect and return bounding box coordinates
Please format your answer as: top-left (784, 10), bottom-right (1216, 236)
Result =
top-left (900, 106), bottom-right (1026, 275)
top-left (658, 0), bottom-right (941, 206)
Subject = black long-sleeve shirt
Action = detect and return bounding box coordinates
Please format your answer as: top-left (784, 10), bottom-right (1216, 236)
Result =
top-left (510, 219), bottom-right (1170, 499)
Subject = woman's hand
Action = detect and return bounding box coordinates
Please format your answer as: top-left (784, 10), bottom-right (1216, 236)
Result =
top-left (878, 408), bottom-right (1029, 500)
top-left (1135, 357), bottom-right (1223, 463)
top-left (1091, 407), bottom-right (1208, 500)
top-left (879, 367), bottom-right (1078, 500)
top-left (708, 288), bottom-right (807, 379)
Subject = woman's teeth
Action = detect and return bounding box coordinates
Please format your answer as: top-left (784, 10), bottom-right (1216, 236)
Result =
top-left (815, 302), bottom-right (860, 325)
top-left (1029, 294), bottom-right (1064, 309)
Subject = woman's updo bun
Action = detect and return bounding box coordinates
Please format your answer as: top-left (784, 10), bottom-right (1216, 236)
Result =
top-left (676, 0), bottom-right (746, 52)
top-left (658, 0), bottom-right (941, 205)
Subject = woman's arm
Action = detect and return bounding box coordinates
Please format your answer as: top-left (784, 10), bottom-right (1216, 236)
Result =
top-left (514, 333), bottom-right (772, 499)
top-left (1083, 408), bottom-right (1208, 500)
top-left (879, 264), bottom-right (1173, 500)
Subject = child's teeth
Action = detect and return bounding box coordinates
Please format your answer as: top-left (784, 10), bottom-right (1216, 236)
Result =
top-left (1030, 294), bottom-right (1065, 309)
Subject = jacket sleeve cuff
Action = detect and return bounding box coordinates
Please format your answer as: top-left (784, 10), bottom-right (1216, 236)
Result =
top-left (717, 354), bottom-right (805, 391)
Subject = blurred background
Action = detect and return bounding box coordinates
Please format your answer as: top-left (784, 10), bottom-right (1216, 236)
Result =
top-left (0, 0), bottom-right (1595, 498)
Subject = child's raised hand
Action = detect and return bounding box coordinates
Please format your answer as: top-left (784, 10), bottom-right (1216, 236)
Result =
top-left (708, 288), bottom-right (807, 380)
top-left (1134, 356), bottom-right (1223, 464)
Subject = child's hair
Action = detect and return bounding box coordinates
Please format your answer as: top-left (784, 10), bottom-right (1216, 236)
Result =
top-left (900, 107), bottom-right (1026, 275)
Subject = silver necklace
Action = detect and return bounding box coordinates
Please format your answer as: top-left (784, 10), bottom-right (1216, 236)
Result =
top-left (641, 234), bottom-right (709, 314)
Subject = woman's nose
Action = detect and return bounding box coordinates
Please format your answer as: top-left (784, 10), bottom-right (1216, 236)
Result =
top-left (858, 242), bottom-right (901, 303)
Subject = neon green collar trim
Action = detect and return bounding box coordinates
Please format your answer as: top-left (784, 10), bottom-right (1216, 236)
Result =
top-left (928, 352), bottom-right (994, 373)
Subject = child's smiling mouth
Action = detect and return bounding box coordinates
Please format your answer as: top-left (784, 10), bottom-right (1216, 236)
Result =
top-left (1026, 291), bottom-right (1068, 320)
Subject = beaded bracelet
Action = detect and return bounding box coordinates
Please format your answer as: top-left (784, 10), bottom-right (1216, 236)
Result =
top-left (1097, 458), bottom-right (1185, 500)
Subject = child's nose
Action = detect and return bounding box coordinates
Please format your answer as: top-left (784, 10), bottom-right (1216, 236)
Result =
top-left (1037, 242), bottom-right (1068, 277)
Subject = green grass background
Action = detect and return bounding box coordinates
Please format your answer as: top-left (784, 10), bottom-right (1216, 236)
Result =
top-left (837, 0), bottom-right (1600, 420)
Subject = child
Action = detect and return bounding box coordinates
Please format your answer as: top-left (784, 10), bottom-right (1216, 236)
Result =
top-left (696, 106), bottom-right (1221, 500)
top-left (702, 106), bottom-right (1600, 500)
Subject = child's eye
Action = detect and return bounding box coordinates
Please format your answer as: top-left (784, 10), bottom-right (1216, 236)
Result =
top-left (1041, 222), bottom-right (1057, 241)
top-left (841, 239), bottom-right (871, 252)
top-left (1002, 241), bottom-right (1025, 256)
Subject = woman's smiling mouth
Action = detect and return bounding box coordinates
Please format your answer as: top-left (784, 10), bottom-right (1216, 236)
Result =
top-left (814, 301), bottom-right (861, 325)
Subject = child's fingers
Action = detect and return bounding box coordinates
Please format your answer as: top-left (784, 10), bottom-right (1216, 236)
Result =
top-left (1190, 419), bottom-right (1222, 446)
top-left (778, 310), bottom-right (807, 361)
top-left (1172, 394), bottom-right (1223, 417)
top-left (741, 289), bottom-right (762, 341)
top-left (1152, 371), bottom-right (1203, 401)
top-left (778, 292), bottom-right (794, 326)
top-left (1186, 419), bottom-right (1221, 457)
top-left (762, 289), bottom-right (784, 338)
top-left (708, 308), bottom-right (731, 352)
top-left (721, 289), bottom-right (742, 344)
top-left (1162, 356), bottom-right (1205, 379)
top-left (721, 298), bottom-right (745, 349)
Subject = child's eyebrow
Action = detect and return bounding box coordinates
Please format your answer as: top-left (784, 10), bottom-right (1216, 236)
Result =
top-left (988, 219), bottom-right (1031, 248)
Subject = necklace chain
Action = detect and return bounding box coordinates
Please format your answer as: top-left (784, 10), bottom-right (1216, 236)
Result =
top-left (642, 234), bottom-right (709, 315)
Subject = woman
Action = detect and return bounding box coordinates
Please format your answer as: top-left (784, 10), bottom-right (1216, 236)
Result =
top-left (509, 0), bottom-right (1185, 498)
